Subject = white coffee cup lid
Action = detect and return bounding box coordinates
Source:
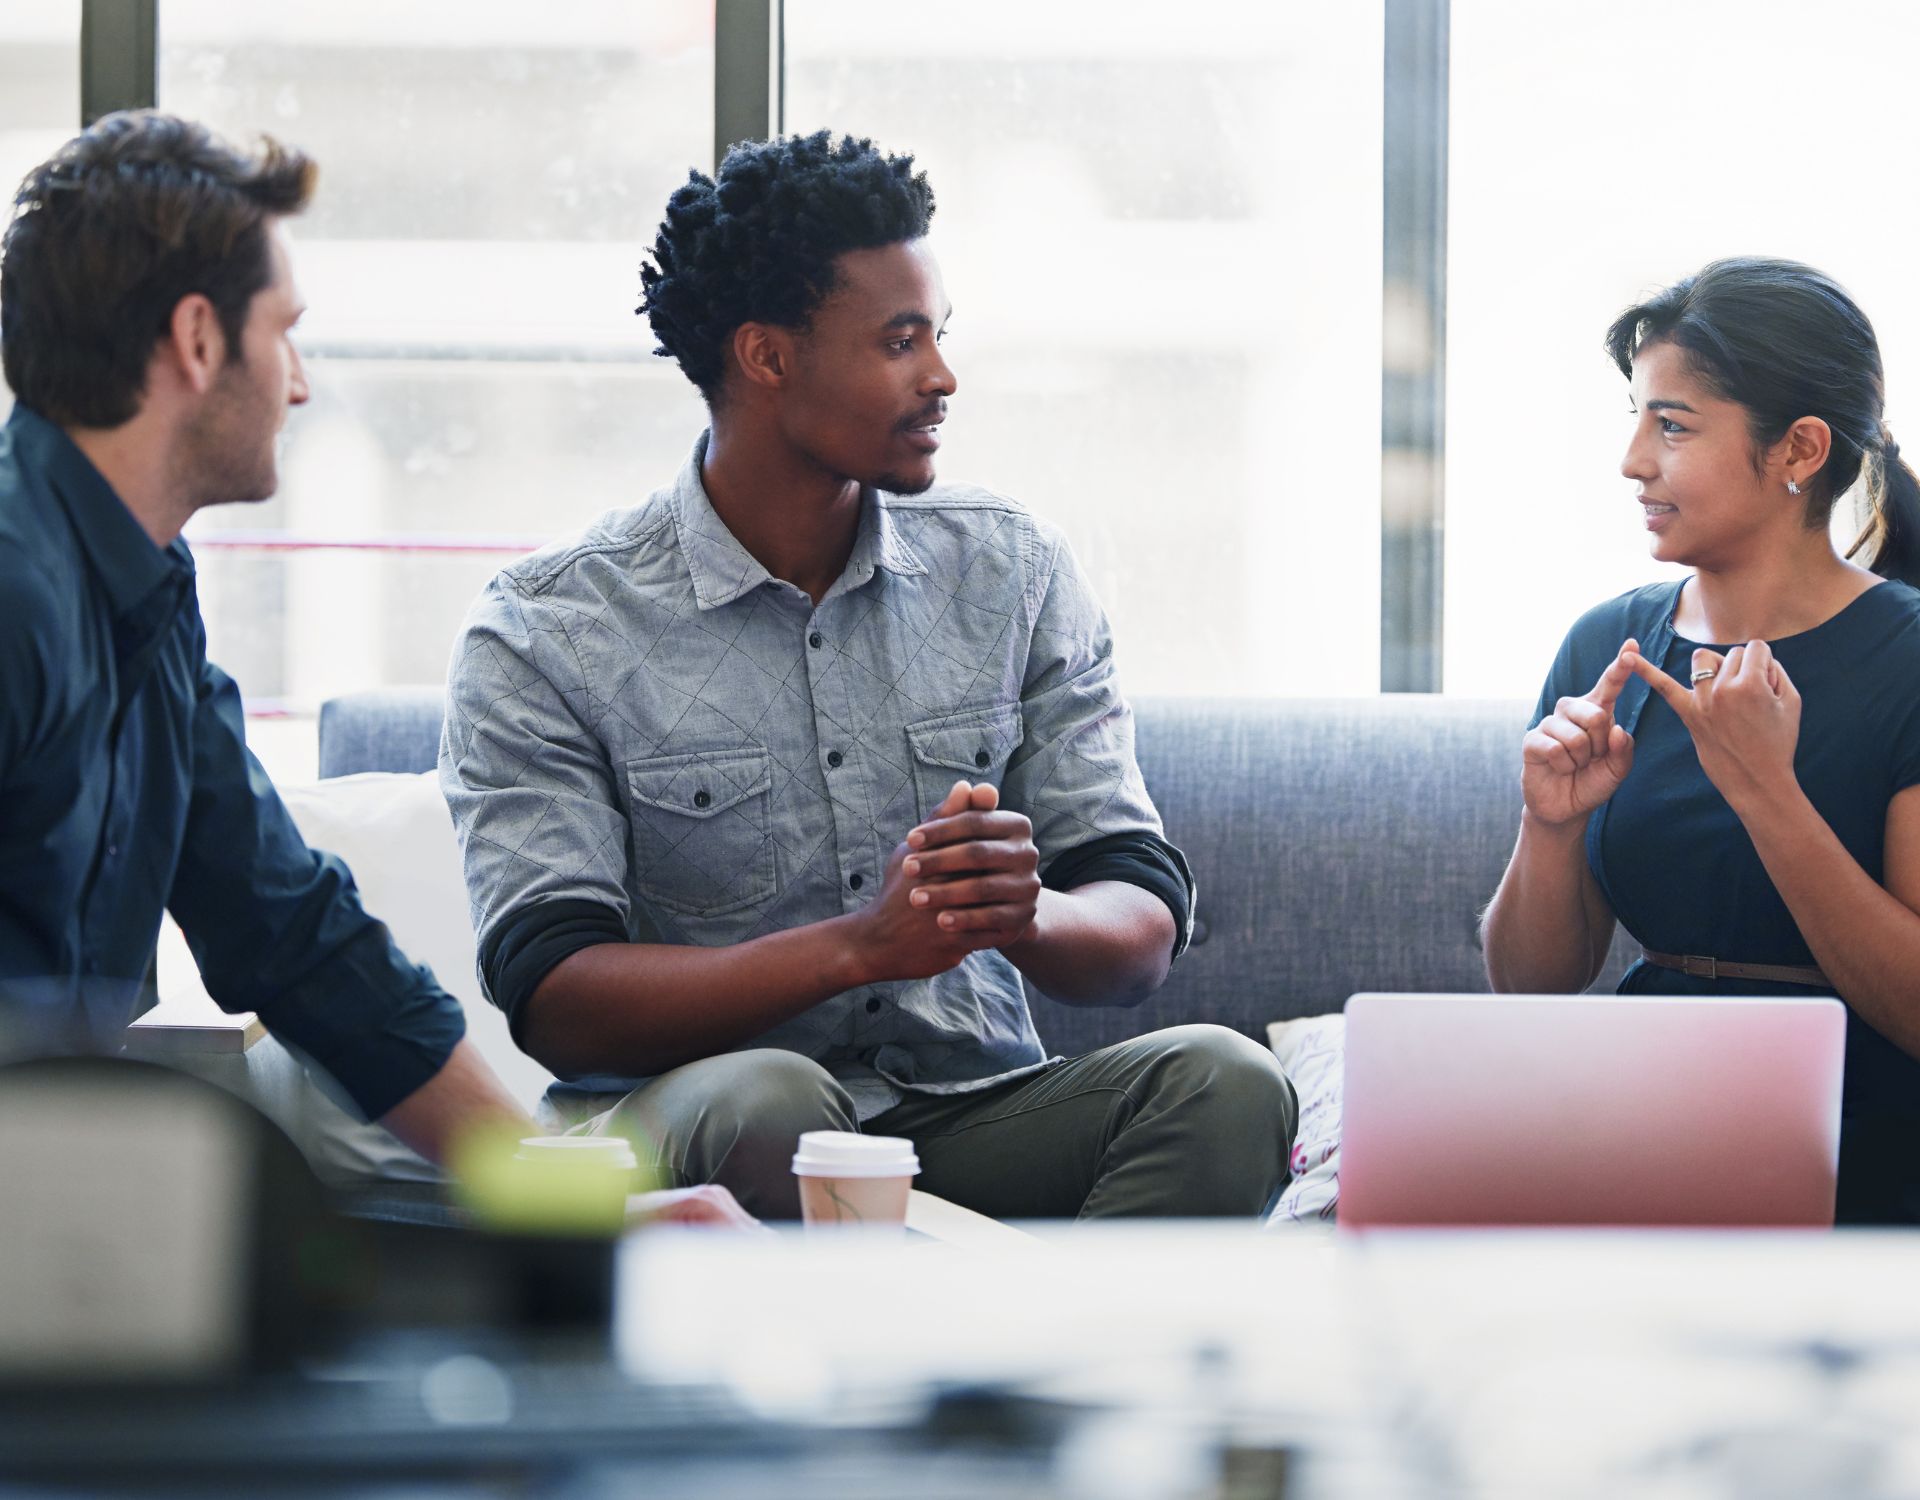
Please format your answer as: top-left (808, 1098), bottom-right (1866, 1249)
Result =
top-left (514, 1135), bottom-right (638, 1172)
top-left (791, 1130), bottom-right (920, 1179)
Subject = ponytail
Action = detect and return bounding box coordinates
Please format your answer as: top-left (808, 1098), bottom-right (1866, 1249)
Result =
top-left (1846, 431), bottom-right (1920, 587)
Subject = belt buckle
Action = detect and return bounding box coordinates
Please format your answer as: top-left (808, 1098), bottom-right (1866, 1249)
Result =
top-left (1681, 953), bottom-right (1719, 980)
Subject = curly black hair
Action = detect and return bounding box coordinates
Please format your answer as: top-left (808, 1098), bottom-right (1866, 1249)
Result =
top-left (638, 131), bottom-right (935, 401)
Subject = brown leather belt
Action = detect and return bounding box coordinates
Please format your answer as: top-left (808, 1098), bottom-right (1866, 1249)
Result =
top-left (1642, 949), bottom-right (1831, 989)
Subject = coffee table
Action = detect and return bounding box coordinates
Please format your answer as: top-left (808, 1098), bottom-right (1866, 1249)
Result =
top-left (619, 1223), bottom-right (1920, 1499)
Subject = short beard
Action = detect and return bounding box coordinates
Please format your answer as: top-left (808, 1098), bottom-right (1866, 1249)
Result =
top-left (873, 467), bottom-right (936, 496)
top-left (182, 365), bottom-right (278, 507)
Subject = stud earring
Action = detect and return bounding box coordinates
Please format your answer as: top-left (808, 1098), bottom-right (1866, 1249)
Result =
top-left (1786, 479), bottom-right (1802, 496)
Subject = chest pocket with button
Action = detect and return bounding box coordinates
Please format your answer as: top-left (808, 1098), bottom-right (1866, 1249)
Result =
top-left (903, 703), bottom-right (1025, 822)
top-left (625, 746), bottom-right (777, 916)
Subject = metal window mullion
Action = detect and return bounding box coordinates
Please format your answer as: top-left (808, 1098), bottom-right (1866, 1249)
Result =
top-left (1380, 0), bottom-right (1449, 693)
top-left (713, 0), bottom-right (783, 172)
top-left (80, 0), bottom-right (157, 125)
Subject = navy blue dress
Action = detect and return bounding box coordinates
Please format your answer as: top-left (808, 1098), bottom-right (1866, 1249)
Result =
top-left (1535, 578), bottom-right (1920, 1223)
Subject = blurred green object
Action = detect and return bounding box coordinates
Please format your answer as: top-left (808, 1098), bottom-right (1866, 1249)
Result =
top-left (451, 1125), bottom-right (662, 1238)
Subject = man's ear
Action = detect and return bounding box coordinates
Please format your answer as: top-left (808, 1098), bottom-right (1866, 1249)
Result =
top-left (731, 322), bottom-right (792, 393)
top-left (161, 293), bottom-right (227, 396)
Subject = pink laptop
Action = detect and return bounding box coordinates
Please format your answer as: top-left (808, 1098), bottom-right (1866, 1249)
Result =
top-left (1338, 993), bottom-right (1845, 1229)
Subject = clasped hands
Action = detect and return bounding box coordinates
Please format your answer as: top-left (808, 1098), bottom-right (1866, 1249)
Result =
top-left (627, 780), bottom-right (1036, 1228)
top-left (1524, 634), bottom-right (1803, 826)
top-left (846, 779), bottom-right (1042, 982)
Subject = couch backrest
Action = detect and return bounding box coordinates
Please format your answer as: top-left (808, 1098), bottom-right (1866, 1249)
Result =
top-left (317, 691), bottom-right (1634, 1057)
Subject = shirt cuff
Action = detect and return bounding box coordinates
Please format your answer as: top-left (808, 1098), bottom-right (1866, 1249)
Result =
top-left (1040, 832), bottom-right (1196, 960)
top-left (479, 898), bottom-right (638, 1047)
top-left (252, 923), bottom-right (468, 1122)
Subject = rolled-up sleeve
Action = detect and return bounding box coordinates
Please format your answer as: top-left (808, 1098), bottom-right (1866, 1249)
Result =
top-left (1002, 525), bottom-right (1194, 950)
top-left (164, 647), bottom-right (465, 1122)
top-left (439, 577), bottom-right (636, 1031)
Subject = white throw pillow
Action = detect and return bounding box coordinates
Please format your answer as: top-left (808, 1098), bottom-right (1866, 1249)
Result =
top-left (1264, 1013), bottom-right (1345, 1227)
top-left (276, 770), bottom-right (556, 1113)
top-left (155, 771), bottom-right (554, 1187)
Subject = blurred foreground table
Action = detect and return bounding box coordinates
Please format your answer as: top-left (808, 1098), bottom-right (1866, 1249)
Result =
top-left (8, 1223), bottom-right (1920, 1498)
top-left (620, 1223), bottom-right (1920, 1500)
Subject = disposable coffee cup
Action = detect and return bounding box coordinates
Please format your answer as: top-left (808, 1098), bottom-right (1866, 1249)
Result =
top-left (791, 1131), bottom-right (919, 1230)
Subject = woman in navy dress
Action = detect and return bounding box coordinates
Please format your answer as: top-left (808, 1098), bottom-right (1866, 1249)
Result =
top-left (1482, 258), bottom-right (1920, 1224)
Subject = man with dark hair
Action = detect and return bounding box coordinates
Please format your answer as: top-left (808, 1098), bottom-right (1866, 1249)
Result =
top-left (443, 132), bottom-right (1297, 1221)
top-left (0, 111), bottom-right (750, 1225)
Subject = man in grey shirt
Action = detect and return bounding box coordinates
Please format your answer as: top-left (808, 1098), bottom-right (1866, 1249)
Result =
top-left (441, 132), bottom-right (1295, 1220)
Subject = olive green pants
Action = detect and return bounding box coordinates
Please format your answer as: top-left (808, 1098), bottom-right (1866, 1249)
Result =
top-left (568, 1023), bottom-right (1297, 1223)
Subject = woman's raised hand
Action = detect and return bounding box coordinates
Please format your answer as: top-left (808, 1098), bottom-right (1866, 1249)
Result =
top-left (1625, 639), bottom-right (1801, 815)
top-left (1521, 641), bottom-right (1639, 827)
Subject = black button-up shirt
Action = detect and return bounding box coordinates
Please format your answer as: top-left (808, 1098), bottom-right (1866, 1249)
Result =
top-left (0, 404), bottom-right (463, 1118)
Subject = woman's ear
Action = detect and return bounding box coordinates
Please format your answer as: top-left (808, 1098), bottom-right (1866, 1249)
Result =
top-left (1777, 414), bottom-right (1833, 490)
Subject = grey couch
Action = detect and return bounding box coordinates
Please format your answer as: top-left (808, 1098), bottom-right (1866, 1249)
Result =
top-left (318, 690), bottom-right (1636, 1061)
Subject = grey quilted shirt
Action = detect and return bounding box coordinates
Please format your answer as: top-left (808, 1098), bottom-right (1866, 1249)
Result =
top-left (441, 433), bottom-right (1171, 1119)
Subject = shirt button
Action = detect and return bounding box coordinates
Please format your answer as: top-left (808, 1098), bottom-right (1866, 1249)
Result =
top-left (826, 750), bottom-right (843, 769)
top-left (808, 631), bottom-right (824, 649)
top-left (974, 749), bottom-right (990, 769)
top-left (849, 873), bottom-right (864, 890)
top-left (105, 843), bottom-right (119, 859)
top-left (865, 996), bottom-right (882, 1014)
top-left (693, 790), bottom-right (711, 809)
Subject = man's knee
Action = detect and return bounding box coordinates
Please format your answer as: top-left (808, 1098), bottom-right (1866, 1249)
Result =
top-left (1139, 1023), bottom-right (1299, 1153)
top-left (1068, 1024), bottom-right (1296, 1218)
top-left (615, 1050), bottom-right (856, 1220)
top-left (711, 1048), bottom-right (854, 1134)
top-left (667, 1050), bottom-right (852, 1155)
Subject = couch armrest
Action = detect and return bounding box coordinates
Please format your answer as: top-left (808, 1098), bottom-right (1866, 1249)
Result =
top-left (127, 914), bottom-right (265, 1057)
top-left (125, 1004), bottom-right (265, 1057)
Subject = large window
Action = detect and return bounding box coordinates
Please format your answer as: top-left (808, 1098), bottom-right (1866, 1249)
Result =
top-left (157, 1), bottom-right (712, 711)
top-left (787, 3), bottom-right (1385, 697)
top-left (33, 4), bottom-right (1920, 716)
top-left (1447, 0), bottom-right (1920, 697)
top-left (155, 2), bottom-right (1385, 709)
